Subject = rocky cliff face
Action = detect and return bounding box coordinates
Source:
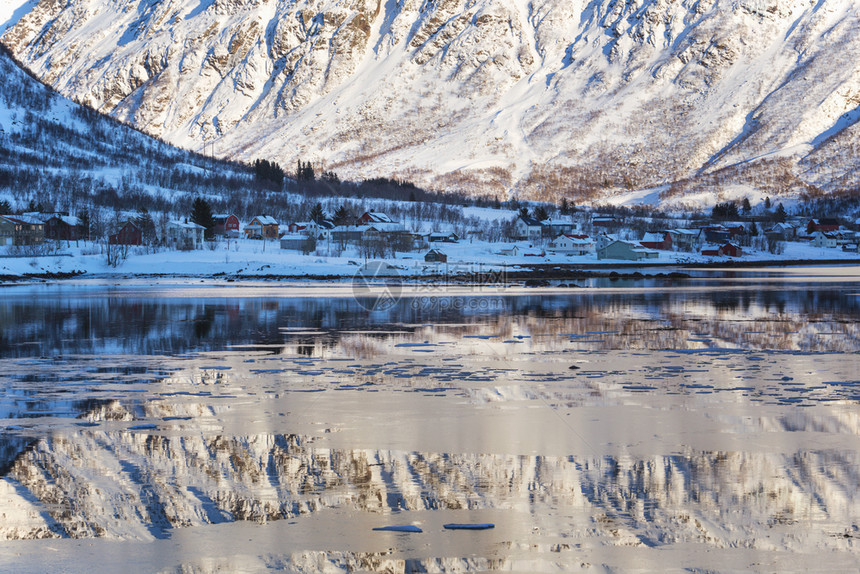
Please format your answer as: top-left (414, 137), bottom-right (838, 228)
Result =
top-left (3, 0), bottom-right (859, 202)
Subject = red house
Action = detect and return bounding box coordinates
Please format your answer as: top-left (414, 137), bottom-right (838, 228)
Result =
top-left (213, 214), bottom-right (240, 237)
top-left (109, 221), bottom-right (142, 245)
top-left (358, 211), bottom-right (393, 224)
top-left (702, 243), bottom-right (742, 257)
top-left (719, 243), bottom-right (743, 257)
top-left (639, 232), bottom-right (672, 250)
top-left (807, 218), bottom-right (839, 234)
top-left (45, 215), bottom-right (83, 241)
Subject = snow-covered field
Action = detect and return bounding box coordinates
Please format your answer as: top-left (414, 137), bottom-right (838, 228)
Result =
top-left (2, 237), bottom-right (859, 280)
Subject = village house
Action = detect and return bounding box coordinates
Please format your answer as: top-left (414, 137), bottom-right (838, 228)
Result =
top-left (807, 218), bottom-right (840, 234)
top-left (330, 224), bottom-right (367, 244)
top-left (764, 222), bottom-right (796, 241)
top-left (427, 231), bottom-right (459, 243)
top-left (0, 215), bottom-right (16, 246)
top-left (166, 220), bottom-right (206, 250)
top-left (702, 243), bottom-right (743, 257)
top-left (549, 233), bottom-right (595, 256)
top-left (308, 219), bottom-right (336, 240)
top-left (515, 216), bottom-right (543, 241)
top-left (1, 214), bottom-right (46, 245)
top-left (590, 215), bottom-right (616, 228)
top-left (425, 249), bottom-right (447, 263)
top-left (280, 232), bottom-right (312, 251)
top-left (497, 245), bottom-right (520, 257)
top-left (356, 213), bottom-right (405, 234)
top-left (810, 231), bottom-right (837, 249)
top-left (109, 221), bottom-right (142, 246)
top-left (639, 232), bottom-right (671, 250)
top-left (45, 214), bottom-right (83, 241)
top-left (0, 215), bottom-right (45, 245)
top-left (666, 229), bottom-right (700, 251)
top-left (212, 214), bottom-right (240, 238)
top-left (358, 211), bottom-right (394, 225)
top-left (832, 229), bottom-right (857, 246)
top-left (597, 240), bottom-right (659, 261)
top-left (244, 215), bottom-right (279, 239)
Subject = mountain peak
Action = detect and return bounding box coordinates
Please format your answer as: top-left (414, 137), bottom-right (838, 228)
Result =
top-left (3, 0), bottom-right (859, 202)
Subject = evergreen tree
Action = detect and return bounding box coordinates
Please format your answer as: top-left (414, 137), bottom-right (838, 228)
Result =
top-left (78, 208), bottom-right (91, 240)
top-left (0, 199), bottom-right (11, 214)
top-left (534, 206), bottom-right (550, 221)
top-left (711, 201), bottom-right (739, 220)
top-left (775, 202), bottom-right (787, 223)
top-left (321, 170), bottom-right (340, 184)
top-left (742, 197), bottom-right (751, 214)
top-left (254, 158), bottom-right (285, 187)
top-left (190, 197), bottom-right (216, 240)
top-left (764, 196), bottom-right (771, 209)
top-left (749, 220), bottom-right (758, 237)
top-left (309, 202), bottom-right (325, 223)
top-left (26, 199), bottom-right (44, 213)
top-left (333, 205), bottom-right (351, 226)
top-left (518, 206), bottom-right (530, 219)
top-left (296, 159), bottom-right (315, 181)
top-left (560, 198), bottom-right (569, 215)
top-left (135, 207), bottom-right (157, 244)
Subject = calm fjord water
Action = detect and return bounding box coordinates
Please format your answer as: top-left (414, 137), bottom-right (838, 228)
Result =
top-left (1, 268), bottom-right (859, 572)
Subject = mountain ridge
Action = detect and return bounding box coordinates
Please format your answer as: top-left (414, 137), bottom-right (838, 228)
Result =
top-left (2, 0), bottom-right (859, 205)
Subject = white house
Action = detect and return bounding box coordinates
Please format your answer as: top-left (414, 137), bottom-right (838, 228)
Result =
top-left (811, 231), bottom-right (837, 248)
top-left (166, 220), bottom-right (205, 249)
top-left (515, 216), bottom-right (543, 241)
top-left (549, 233), bottom-right (594, 255)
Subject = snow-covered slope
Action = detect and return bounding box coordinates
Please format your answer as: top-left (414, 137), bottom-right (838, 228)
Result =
top-left (0, 41), bottom-right (254, 215)
top-left (2, 0), bottom-right (859, 202)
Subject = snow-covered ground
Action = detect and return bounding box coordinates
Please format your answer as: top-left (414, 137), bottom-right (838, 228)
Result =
top-left (0, 0), bottom-right (32, 34)
top-left (2, 237), bottom-right (858, 280)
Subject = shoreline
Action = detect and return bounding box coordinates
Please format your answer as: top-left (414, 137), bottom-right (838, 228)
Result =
top-left (1, 258), bottom-right (859, 285)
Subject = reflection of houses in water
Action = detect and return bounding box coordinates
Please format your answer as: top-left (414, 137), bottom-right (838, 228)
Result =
top-left (1, 284), bottom-right (860, 359)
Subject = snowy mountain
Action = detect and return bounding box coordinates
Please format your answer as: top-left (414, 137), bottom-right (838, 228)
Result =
top-left (0, 41), bottom-right (274, 219)
top-left (2, 0), bottom-right (858, 204)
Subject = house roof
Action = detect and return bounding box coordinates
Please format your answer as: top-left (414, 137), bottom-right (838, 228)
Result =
top-left (252, 215), bottom-right (278, 225)
top-left (213, 213), bottom-right (237, 221)
top-left (641, 232), bottom-right (665, 243)
top-left (364, 221), bottom-right (405, 232)
top-left (518, 216), bottom-right (543, 227)
top-left (603, 239), bottom-right (657, 253)
top-left (8, 214), bottom-right (44, 225)
top-left (542, 218), bottom-right (574, 226)
top-left (667, 228), bottom-right (698, 236)
top-left (49, 215), bottom-right (81, 226)
top-left (169, 220), bottom-right (206, 230)
top-left (280, 233), bottom-right (307, 240)
top-left (363, 211), bottom-right (393, 223)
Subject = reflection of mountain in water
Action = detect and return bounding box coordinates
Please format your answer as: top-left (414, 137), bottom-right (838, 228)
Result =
top-left (3, 429), bottom-right (859, 551)
top-left (1, 286), bottom-right (859, 358)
